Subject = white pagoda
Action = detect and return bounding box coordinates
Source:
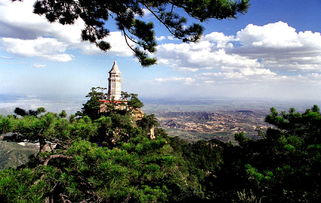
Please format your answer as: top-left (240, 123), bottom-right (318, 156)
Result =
top-left (107, 61), bottom-right (122, 100)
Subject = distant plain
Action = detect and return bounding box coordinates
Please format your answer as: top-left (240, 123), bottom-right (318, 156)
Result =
top-left (1, 94), bottom-right (320, 141)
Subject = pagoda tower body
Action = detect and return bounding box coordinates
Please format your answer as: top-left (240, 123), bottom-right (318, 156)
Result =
top-left (107, 61), bottom-right (122, 100)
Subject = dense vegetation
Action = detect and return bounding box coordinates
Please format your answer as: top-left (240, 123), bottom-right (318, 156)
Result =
top-left (0, 89), bottom-right (321, 202)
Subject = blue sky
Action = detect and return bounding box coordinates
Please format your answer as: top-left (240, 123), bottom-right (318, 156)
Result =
top-left (1, 0), bottom-right (321, 101)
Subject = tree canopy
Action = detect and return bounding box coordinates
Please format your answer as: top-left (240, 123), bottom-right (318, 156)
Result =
top-left (205, 106), bottom-right (321, 202)
top-left (0, 90), bottom-right (202, 202)
top-left (14, 0), bottom-right (249, 66)
top-left (77, 87), bottom-right (145, 120)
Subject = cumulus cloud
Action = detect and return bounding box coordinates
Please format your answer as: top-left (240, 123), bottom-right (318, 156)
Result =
top-left (157, 42), bottom-right (264, 73)
top-left (0, 0), bottom-right (131, 62)
top-left (204, 32), bottom-right (234, 48)
top-left (156, 36), bottom-right (167, 41)
top-left (236, 22), bottom-right (301, 48)
top-left (79, 32), bottom-right (133, 56)
top-left (155, 35), bottom-right (180, 41)
top-left (0, 0), bottom-right (83, 42)
top-left (156, 21), bottom-right (321, 88)
top-left (234, 21), bottom-right (321, 71)
top-left (2, 37), bottom-right (72, 62)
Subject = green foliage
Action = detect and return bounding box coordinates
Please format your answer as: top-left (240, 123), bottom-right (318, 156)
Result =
top-left (14, 107), bottom-right (46, 117)
top-left (80, 87), bottom-right (106, 120)
top-left (0, 90), bottom-right (202, 202)
top-left (79, 89), bottom-right (145, 122)
top-left (58, 110), bottom-right (67, 118)
top-left (27, 0), bottom-right (249, 66)
top-left (0, 111), bottom-right (101, 154)
top-left (14, 107), bottom-right (27, 117)
top-left (0, 168), bottom-right (43, 202)
top-left (3, 90), bottom-right (321, 202)
top-left (137, 114), bottom-right (159, 130)
top-left (121, 91), bottom-right (144, 108)
top-left (169, 137), bottom-right (225, 200)
top-left (210, 105), bottom-right (321, 202)
top-left (0, 136), bottom-right (201, 202)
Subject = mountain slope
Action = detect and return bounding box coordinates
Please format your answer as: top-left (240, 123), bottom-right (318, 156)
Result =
top-left (0, 141), bottom-right (38, 169)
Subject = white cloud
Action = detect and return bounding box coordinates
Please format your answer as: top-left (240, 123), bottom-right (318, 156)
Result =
top-left (155, 36), bottom-right (180, 41)
top-left (0, 0), bottom-right (83, 42)
top-left (201, 67), bottom-right (276, 79)
top-left (157, 41), bottom-right (265, 73)
top-left (201, 72), bottom-right (245, 80)
top-left (155, 77), bottom-right (195, 85)
top-left (33, 64), bottom-right (47, 68)
top-left (80, 32), bottom-right (133, 57)
top-left (234, 21), bottom-right (321, 71)
top-left (0, 55), bottom-right (12, 59)
top-left (236, 22), bottom-right (301, 48)
top-left (156, 21), bottom-right (321, 88)
top-left (142, 8), bottom-right (152, 17)
top-left (0, 0), bottom-right (131, 61)
top-left (167, 36), bottom-right (179, 41)
top-left (156, 36), bottom-right (166, 41)
top-left (204, 32), bottom-right (235, 48)
top-left (2, 37), bottom-right (72, 62)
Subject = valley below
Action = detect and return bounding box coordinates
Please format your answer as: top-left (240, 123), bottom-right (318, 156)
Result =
top-left (155, 110), bottom-right (269, 142)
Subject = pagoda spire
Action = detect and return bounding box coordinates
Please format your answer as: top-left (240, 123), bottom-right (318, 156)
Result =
top-left (109, 61), bottom-right (121, 74)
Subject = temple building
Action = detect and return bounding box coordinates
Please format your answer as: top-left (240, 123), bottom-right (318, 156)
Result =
top-left (107, 61), bottom-right (122, 100)
top-left (100, 61), bottom-right (152, 138)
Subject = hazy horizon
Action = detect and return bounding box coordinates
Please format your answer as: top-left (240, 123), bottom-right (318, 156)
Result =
top-left (1, 93), bottom-right (321, 116)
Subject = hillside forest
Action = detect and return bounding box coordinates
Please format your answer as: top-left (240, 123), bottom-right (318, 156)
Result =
top-left (0, 88), bottom-right (320, 202)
